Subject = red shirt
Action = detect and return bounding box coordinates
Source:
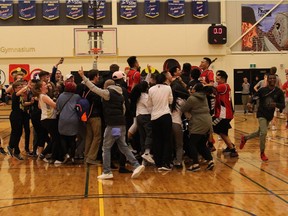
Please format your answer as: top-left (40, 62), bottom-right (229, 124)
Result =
top-left (214, 83), bottom-right (233, 119)
top-left (200, 69), bottom-right (214, 84)
top-left (127, 69), bottom-right (140, 93)
top-left (282, 81), bottom-right (288, 98)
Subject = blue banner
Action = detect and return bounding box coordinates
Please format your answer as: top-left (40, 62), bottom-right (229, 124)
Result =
top-left (192, 0), bottom-right (208, 19)
top-left (120, 0), bottom-right (137, 20)
top-left (19, 0), bottom-right (36, 20)
top-left (168, 0), bottom-right (185, 18)
top-left (43, 0), bottom-right (59, 20)
top-left (66, 0), bottom-right (83, 20)
top-left (88, 0), bottom-right (106, 20)
top-left (0, 0), bottom-right (13, 20)
top-left (145, 0), bottom-right (159, 18)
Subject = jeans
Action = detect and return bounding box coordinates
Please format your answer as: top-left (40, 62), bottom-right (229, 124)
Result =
top-left (102, 125), bottom-right (140, 174)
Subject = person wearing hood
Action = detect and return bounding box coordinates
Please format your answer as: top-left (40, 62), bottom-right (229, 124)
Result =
top-left (78, 67), bottom-right (145, 180)
top-left (181, 83), bottom-right (214, 172)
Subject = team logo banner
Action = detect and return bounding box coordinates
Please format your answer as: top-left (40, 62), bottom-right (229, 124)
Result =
top-left (66, 0), bottom-right (83, 20)
top-left (145, 0), bottom-right (160, 18)
top-left (43, 0), bottom-right (59, 20)
top-left (88, 0), bottom-right (106, 20)
top-left (0, 0), bottom-right (13, 20)
top-left (19, 0), bottom-right (36, 20)
top-left (192, 0), bottom-right (208, 19)
top-left (120, 0), bottom-right (137, 20)
top-left (168, 0), bottom-right (185, 18)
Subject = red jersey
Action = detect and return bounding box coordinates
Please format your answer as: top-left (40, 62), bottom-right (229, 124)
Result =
top-left (214, 83), bottom-right (234, 119)
top-left (200, 69), bottom-right (214, 84)
top-left (282, 81), bottom-right (288, 98)
top-left (127, 69), bottom-right (140, 93)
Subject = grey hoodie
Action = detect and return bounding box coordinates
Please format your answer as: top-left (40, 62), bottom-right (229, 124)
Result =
top-left (180, 92), bottom-right (212, 135)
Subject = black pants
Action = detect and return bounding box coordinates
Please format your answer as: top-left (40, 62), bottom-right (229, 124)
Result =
top-left (8, 111), bottom-right (24, 155)
top-left (23, 112), bottom-right (30, 152)
top-left (188, 133), bottom-right (213, 164)
top-left (152, 114), bottom-right (173, 167)
top-left (41, 119), bottom-right (62, 161)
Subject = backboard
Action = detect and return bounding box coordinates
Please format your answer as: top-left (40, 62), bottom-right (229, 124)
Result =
top-left (74, 27), bottom-right (117, 56)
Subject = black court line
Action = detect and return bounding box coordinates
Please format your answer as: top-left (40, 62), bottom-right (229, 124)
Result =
top-left (84, 164), bottom-right (90, 198)
top-left (218, 158), bottom-right (288, 205)
top-left (239, 157), bottom-right (288, 184)
top-left (0, 194), bottom-right (256, 215)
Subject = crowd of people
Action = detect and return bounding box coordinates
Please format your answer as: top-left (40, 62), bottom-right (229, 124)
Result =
top-left (1, 56), bottom-right (284, 179)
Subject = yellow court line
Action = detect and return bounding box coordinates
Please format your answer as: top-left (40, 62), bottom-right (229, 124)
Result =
top-left (98, 166), bottom-right (105, 216)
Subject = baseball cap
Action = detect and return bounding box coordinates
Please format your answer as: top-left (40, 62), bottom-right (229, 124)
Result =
top-left (65, 74), bottom-right (73, 81)
top-left (112, 71), bottom-right (125, 80)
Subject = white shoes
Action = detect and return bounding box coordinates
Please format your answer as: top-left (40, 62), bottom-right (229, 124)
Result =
top-left (98, 172), bottom-right (114, 180)
top-left (131, 165), bottom-right (145, 179)
top-left (141, 153), bottom-right (155, 164)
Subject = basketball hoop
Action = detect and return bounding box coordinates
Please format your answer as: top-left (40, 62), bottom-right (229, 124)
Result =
top-left (90, 48), bottom-right (102, 56)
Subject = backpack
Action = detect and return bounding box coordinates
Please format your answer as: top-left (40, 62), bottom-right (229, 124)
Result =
top-left (75, 90), bottom-right (91, 122)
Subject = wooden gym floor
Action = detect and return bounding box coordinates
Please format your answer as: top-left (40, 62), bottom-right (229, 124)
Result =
top-left (0, 105), bottom-right (288, 215)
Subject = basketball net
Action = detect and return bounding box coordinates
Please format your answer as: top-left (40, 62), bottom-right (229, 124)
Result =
top-left (90, 48), bottom-right (102, 70)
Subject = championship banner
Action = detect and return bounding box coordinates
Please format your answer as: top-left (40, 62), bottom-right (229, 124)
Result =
top-left (66, 0), bottom-right (83, 20)
top-left (120, 0), bottom-right (137, 20)
top-left (18, 0), bottom-right (36, 20)
top-left (192, 0), bottom-right (208, 19)
top-left (43, 0), bottom-right (60, 20)
top-left (88, 0), bottom-right (106, 20)
top-left (144, 0), bottom-right (160, 18)
top-left (9, 64), bottom-right (30, 83)
top-left (0, 0), bottom-right (13, 20)
top-left (168, 0), bottom-right (185, 18)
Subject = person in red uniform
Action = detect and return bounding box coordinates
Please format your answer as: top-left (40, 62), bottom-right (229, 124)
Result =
top-left (199, 57), bottom-right (214, 86)
top-left (213, 70), bottom-right (239, 157)
top-left (126, 56), bottom-right (141, 94)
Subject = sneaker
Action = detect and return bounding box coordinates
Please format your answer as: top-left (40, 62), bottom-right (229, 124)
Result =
top-left (7, 146), bottom-right (13, 157)
top-left (54, 160), bottom-right (63, 164)
top-left (14, 154), bottom-right (24, 160)
top-left (63, 154), bottom-right (70, 164)
top-left (206, 161), bottom-right (214, 170)
top-left (261, 153), bottom-right (268, 161)
top-left (222, 144), bottom-right (236, 154)
top-left (158, 164), bottom-right (173, 171)
top-left (230, 148), bottom-right (239, 157)
top-left (0, 147), bottom-right (7, 155)
top-left (131, 165), bottom-right (145, 178)
top-left (39, 154), bottom-right (45, 160)
top-left (98, 172), bottom-right (113, 180)
top-left (239, 135), bottom-right (246, 150)
top-left (187, 164), bottom-right (201, 172)
top-left (208, 145), bottom-right (216, 152)
top-left (141, 153), bottom-right (155, 164)
top-left (43, 158), bottom-right (49, 163)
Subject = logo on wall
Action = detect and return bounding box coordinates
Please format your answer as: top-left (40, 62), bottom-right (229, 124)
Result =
top-left (0, 69), bottom-right (6, 85)
top-left (9, 64), bottom-right (30, 83)
top-left (30, 68), bottom-right (43, 80)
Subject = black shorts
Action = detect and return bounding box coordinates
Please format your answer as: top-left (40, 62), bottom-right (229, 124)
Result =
top-left (212, 118), bottom-right (232, 136)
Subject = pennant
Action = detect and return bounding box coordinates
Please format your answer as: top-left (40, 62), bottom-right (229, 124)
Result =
top-left (88, 0), bottom-right (106, 20)
top-left (168, 0), bottom-right (185, 18)
top-left (120, 0), bottom-right (137, 20)
top-left (43, 0), bottom-right (60, 20)
top-left (144, 0), bottom-right (160, 18)
top-left (66, 0), bottom-right (83, 20)
top-left (0, 0), bottom-right (13, 20)
top-left (192, 0), bottom-right (208, 19)
top-left (18, 0), bottom-right (36, 20)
